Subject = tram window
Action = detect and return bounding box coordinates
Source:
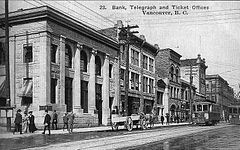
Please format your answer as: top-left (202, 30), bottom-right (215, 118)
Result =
top-left (193, 105), bottom-right (195, 111)
top-left (233, 108), bottom-right (237, 114)
top-left (197, 104), bottom-right (202, 111)
top-left (203, 105), bottom-right (208, 111)
top-left (229, 108), bottom-right (232, 113)
top-left (239, 108), bottom-right (240, 114)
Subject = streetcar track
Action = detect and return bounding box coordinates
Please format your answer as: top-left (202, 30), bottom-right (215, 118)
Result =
top-left (26, 125), bottom-right (230, 150)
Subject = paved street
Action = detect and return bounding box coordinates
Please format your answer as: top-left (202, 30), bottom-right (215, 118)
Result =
top-left (0, 122), bottom-right (188, 150)
top-left (0, 123), bottom-right (235, 150)
top-left (123, 124), bottom-right (240, 150)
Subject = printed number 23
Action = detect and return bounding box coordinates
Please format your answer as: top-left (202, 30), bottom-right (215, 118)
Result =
top-left (100, 5), bottom-right (106, 10)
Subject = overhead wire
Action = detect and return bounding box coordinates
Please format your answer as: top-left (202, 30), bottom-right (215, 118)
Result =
top-left (34, 0), bottom-right (102, 30)
top-left (72, 0), bottom-right (115, 25)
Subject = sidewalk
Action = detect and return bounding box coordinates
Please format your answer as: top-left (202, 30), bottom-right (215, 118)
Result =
top-left (0, 122), bottom-right (189, 139)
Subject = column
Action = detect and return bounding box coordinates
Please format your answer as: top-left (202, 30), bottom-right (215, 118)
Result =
top-left (102, 54), bottom-right (110, 125)
top-left (73, 43), bottom-right (82, 116)
top-left (113, 57), bottom-right (119, 110)
top-left (88, 49), bottom-right (97, 114)
top-left (59, 35), bottom-right (66, 110)
top-left (39, 32), bottom-right (51, 105)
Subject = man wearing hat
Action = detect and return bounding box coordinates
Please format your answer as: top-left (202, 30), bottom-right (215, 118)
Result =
top-left (13, 109), bottom-right (22, 134)
top-left (42, 109), bottom-right (51, 135)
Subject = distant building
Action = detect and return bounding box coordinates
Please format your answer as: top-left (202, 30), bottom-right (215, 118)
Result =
top-left (180, 54), bottom-right (208, 102)
top-left (180, 79), bottom-right (196, 122)
top-left (0, 6), bottom-right (119, 126)
top-left (155, 48), bottom-right (182, 118)
top-left (206, 74), bottom-right (235, 120)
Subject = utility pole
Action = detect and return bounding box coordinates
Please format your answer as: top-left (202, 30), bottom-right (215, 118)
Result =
top-left (189, 60), bottom-right (193, 123)
top-left (5, 0), bottom-right (10, 106)
top-left (119, 24), bottom-right (139, 116)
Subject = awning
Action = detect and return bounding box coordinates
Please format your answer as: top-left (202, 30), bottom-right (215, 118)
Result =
top-left (19, 79), bottom-right (33, 97)
top-left (0, 76), bottom-right (8, 98)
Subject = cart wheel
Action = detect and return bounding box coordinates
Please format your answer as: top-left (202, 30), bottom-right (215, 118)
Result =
top-left (125, 117), bottom-right (133, 131)
top-left (111, 122), bottom-right (118, 131)
top-left (140, 118), bottom-right (147, 130)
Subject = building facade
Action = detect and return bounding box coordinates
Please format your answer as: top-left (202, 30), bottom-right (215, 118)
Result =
top-left (100, 21), bottom-right (159, 116)
top-left (206, 74), bottom-right (235, 120)
top-left (155, 48), bottom-right (182, 119)
top-left (180, 54), bottom-right (208, 102)
top-left (0, 6), bottom-right (120, 127)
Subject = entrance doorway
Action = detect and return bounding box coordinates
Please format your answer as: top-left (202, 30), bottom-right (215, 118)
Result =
top-left (96, 84), bottom-right (102, 125)
top-left (65, 77), bottom-right (73, 112)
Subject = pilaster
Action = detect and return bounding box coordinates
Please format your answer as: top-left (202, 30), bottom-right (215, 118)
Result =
top-left (88, 49), bottom-right (97, 114)
top-left (102, 53), bottom-right (110, 125)
top-left (39, 32), bottom-right (51, 105)
top-left (73, 43), bottom-right (83, 116)
top-left (59, 35), bottom-right (66, 108)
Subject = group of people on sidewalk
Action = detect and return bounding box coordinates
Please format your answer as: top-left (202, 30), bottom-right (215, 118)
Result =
top-left (13, 109), bottom-right (37, 134)
top-left (13, 109), bottom-right (75, 135)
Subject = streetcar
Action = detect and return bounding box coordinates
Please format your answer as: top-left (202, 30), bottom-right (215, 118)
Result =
top-left (192, 101), bottom-right (220, 125)
top-left (228, 105), bottom-right (240, 125)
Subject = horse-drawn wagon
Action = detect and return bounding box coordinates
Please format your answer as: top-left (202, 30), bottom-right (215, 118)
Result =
top-left (111, 113), bottom-right (148, 131)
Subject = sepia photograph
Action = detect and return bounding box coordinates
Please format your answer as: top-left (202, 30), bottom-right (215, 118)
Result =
top-left (0, 0), bottom-right (240, 149)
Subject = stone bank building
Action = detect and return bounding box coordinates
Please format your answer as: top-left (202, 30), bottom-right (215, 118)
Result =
top-left (0, 6), bottom-right (120, 126)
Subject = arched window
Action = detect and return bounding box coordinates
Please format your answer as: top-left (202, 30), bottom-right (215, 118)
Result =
top-left (95, 55), bottom-right (101, 76)
top-left (80, 51), bottom-right (87, 72)
top-left (176, 68), bottom-right (179, 83)
top-left (170, 66), bottom-right (174, 81)
top-left (65, 44), bottom-right (72, 68)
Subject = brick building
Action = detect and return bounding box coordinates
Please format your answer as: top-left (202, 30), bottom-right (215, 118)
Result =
top-left (0, 6), bottom-right (120, 127)
top-left (180, 54), bottom-right (208, 102)
top-left (100, 21), bottom-right (159, 115)
top-left (155, 48), bottom-right (182, 119)
top-left (206, 74), bottom-right (235, 120)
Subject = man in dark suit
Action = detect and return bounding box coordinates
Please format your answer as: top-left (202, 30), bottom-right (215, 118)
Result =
top-left (13, 109), bottom-right (22, 134)
top-left (42, 109), bottom-right (51, 135)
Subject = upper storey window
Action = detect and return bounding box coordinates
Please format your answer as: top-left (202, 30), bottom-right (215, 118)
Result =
top-left (170, 66), bottom-right (174, 81)
top-left (23, 44), bottom-right (33, 63)
top-left (149, 58), bottom-right (154, 72)
top-left (95, 55), bottom-right (101, 76)
top-left (80, 50), bottom-right (88, 72)
top-left (51, 44), bottom-right (58, 63)
top-left (65, 44), bottom-right (72, 68)
top-left (131, 49), bottom-right (139, 67)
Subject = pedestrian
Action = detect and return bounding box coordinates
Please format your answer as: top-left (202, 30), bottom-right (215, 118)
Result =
top-left (29, 111), bottom-right (37, 133)
top-left (161, 115), bottom-right (165, 125)
top-left (13, 109), bottom-right (22, 134)
top-left (22, 111), bottom-right (29, 133)
top-left (176, 115), bottom-right (179, 123)
top-left (52, 110), bottom-right (58, 130)
top-left (62, 112), bottom-right (68, 131)
top-left (67, 111), bottom-right (75, 133)
top-left (42, 109), bottom-right (51, 135)
top-left (166, 113), bottom-right (170, 125)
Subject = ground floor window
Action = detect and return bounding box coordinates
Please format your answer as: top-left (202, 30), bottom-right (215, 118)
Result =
top-left (22, 96), bottom-right (32, 106)
top-left (65, 77), bottom-right (73, 112)
top-left (81, 80), bottom-right (88, 113)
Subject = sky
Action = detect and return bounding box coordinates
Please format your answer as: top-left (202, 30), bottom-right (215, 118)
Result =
top-left (0, 0), bottom-right (240, 94)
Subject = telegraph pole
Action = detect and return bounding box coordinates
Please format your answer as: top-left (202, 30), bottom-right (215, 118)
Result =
top-left (189, 60), bottom-right (193, 123)
top-left (119, 24), bottom-right (139, 116)
top-left (5, 0), bottom-right (10, 105)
